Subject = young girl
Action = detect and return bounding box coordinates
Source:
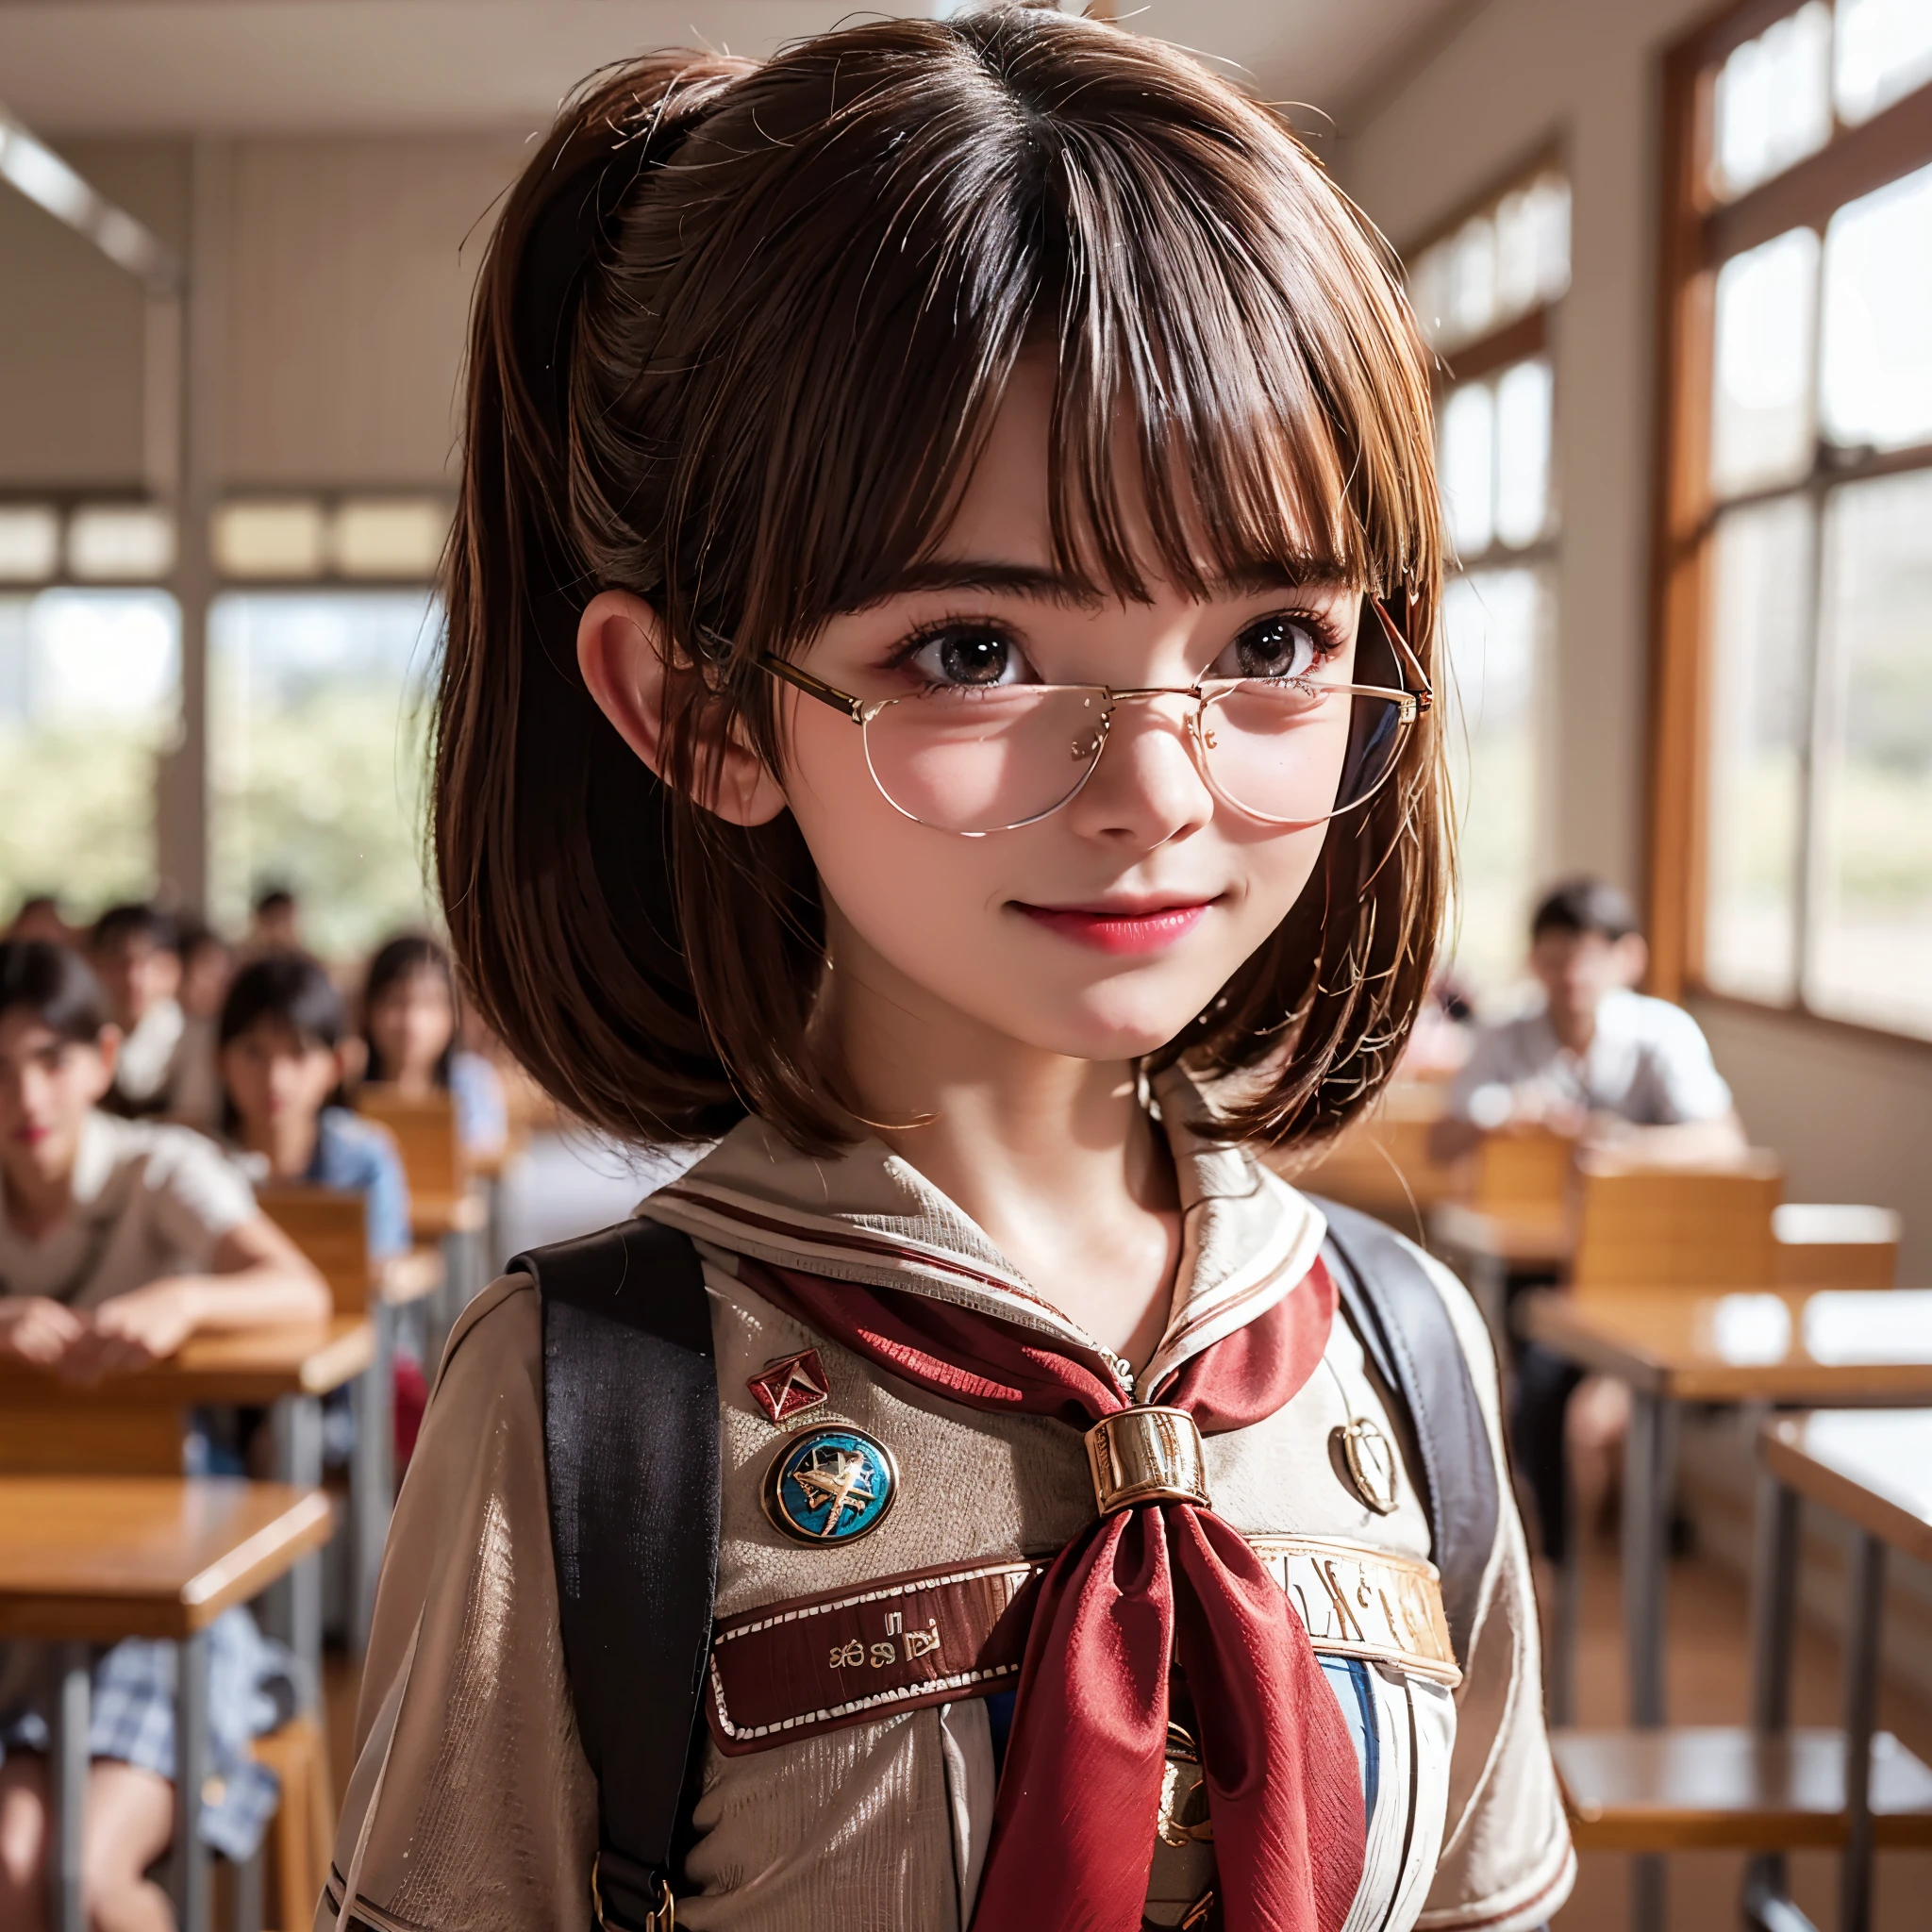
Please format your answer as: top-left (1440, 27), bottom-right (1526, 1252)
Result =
top-left (0, 941), bottom-right (327, 1926)
top-left (358, 934), bottom-right (508, 1158)
top-left (326, 12), bottom-right (1571, 1932)
top-left (221, 953), bottom-right (413, 1266)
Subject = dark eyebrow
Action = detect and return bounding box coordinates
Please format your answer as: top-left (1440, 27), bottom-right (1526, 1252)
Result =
top-left (856, 558), bottom-right (1353, 611)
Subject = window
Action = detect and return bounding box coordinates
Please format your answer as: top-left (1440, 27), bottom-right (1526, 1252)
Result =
top-left (1653, 0), bottom-right (1932, 1041)
top-left (209, 591), bottom-right (441, 958)
top-left (0, 588), bottom-right (179, 916)
top-left (1407, 159), bottom-right (1568, 996)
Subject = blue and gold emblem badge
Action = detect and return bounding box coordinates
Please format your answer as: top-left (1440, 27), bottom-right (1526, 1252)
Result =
top-left (761, 1425), bottom-right (898, 1546)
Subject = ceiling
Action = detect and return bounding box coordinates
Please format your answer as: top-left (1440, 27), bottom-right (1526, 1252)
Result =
top-left (0, 0), bottom-right (1462, 138)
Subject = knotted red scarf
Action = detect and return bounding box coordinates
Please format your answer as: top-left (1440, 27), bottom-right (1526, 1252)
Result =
top-left (740, 1255), bottom-right (1366, 1932)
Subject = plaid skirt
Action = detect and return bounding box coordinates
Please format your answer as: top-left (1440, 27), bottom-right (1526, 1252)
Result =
top-left (0, 1607), bottom-right (300, 1860)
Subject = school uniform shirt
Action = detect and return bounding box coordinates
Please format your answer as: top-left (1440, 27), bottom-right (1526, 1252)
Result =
top-left (0, 1110), bottom-right (257, 1308)
top-left (320, 1075), bottom-right (1574, 1932)
top-left (107, 995), bottom-right (219, 1126)
top-left (1446, 987), bottom-right (1733, 1129)
top-left (228, 1108), bottom-right (413, 1263)
top-left (448, 1050), bottom-right (508, 1155)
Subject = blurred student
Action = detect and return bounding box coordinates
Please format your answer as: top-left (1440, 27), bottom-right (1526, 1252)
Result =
top-left (219, 953), bottom-right (411, 1264)
top-left (5, 893), bottom-right (71, 946)
top-left (87, 903), bottom-right (218, 1129)
top-left (360, 935), bottom-right (507, 1158)
top-left (177, 920), bottom-right (233, 1025)
top-left (1429, 877), bottom-right (1745, 1168)
top-left (0, 941), bottom-right (326, 1924)
top-left (246, 884), bottom-right (302, 956)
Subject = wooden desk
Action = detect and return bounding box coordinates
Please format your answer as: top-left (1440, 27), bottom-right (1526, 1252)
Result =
top-left (0, 1316), bottom-right (374, 1696)
top-left (1757, 1412), bottom-right (1932, 1932)
top-left (1521, 1288), bottom-right (1932, 1932)
top-left (0, 1476), bottom-right (331, 1932)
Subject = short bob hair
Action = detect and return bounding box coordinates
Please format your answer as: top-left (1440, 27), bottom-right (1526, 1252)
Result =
top-left (0, 941), bottom-right (110, 1045)
top-left (436, 4), bottom-right (1448, 1155)
top-left (359, 934), bottom-right (457, 1088)
top-left (219, 953), bottom-right (347, 1054)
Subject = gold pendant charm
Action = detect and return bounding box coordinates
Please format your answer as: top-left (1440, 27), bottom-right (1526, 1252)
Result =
top-left (1332, 1417), bottom-right (1400, 1515)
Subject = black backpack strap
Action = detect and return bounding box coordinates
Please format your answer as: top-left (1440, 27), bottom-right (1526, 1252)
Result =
top-left (514, 1218), bottom-right (720, 1932)
top-left (1307, 1193), bottom-right (1501, 1671)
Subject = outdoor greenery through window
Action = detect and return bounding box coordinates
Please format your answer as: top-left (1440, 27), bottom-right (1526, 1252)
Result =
top-left (1689, 0), bottom-right (1932, 1040)
top-left (1408, 162), bottom-right (1567, 1001)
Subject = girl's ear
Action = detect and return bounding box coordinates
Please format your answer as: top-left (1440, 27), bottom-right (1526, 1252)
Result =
top-left (576, 590), bottom-right (789, 826)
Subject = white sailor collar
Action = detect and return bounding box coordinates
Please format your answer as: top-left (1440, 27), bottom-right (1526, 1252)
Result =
top-left (638, 1066), bottom-right (1328, 1398)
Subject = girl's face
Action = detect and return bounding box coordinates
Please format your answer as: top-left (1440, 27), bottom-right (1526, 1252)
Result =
top-left (773, 358), bottom-right (1357, 1065)
top-left (369, 969), bottom-right (454, 1082)
top-left (0, 1012), bottom-right (115, 1186)
top-left (221, 1019), bottom-right (341, 1135)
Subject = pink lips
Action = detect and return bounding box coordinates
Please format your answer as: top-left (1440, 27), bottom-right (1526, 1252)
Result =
top-left (1016, 901), bottom-right (1214, 955)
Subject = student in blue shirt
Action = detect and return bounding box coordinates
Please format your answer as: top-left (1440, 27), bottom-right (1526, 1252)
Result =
top-left (359, 934), bottom-right (508, 1159)
top-left (218, 954), bottom-right (412, 1262)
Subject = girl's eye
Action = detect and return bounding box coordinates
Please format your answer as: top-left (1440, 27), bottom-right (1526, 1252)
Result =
top-left (1209, 613), bottom-right (1334, 682)
top-left (903, 626), bottom-right (1037, 690)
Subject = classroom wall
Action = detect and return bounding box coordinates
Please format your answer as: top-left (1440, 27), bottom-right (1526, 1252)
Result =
top-left (1335, 0), bottom-right (1930, 1279)
top-left (0, 132), bottom-right (522, 491)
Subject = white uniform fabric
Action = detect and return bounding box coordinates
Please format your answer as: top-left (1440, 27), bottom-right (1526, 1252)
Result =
top-left (1447, 988), bottom-right (1733, 1129)
top-left (0, 1110), bottom-right (257, 1308)
top-left (321, 1074), bottom-right (1574, 1932)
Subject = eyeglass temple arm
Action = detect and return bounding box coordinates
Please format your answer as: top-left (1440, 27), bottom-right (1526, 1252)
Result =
top-left (759, 653), bottom-right (867, 724)
top-left (1371, 598), bottom-right (1433, 713)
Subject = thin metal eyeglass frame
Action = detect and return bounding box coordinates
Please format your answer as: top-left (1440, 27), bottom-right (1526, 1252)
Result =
top-left (758, 597), bottom-right (1432, 836)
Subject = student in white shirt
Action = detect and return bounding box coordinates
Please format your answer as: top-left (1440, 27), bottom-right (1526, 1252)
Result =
top-left (88, 902), bottom-right (222, 1131)
top-left (1430, 878), bottom-right (1745, 1168)
top-left (0, 939), bottom-right (328, 1928)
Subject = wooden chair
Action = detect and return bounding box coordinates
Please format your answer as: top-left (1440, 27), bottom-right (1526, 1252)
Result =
top-left (1568, 1154), bottom-right (1782, 1293)
top-left (1277, 1081), bottom-right (1461, 1228)
top-left (257, 1187), bottom-right (371, 1315)
top-left (1468, 1126), bottom-right (1575, 1209)
top-left (250, 1714), bottom-right (334, 1932)
top-left (353, 1086), bottom-right (484, 1241)
top-left (1773, 1204), bottom-right (1901, 1290)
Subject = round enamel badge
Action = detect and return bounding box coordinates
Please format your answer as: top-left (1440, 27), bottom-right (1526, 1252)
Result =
top-left (761, 1425), bottom-right (898, 1545)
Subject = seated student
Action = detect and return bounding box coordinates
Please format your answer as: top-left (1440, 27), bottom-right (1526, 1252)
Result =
top-left (1429, 876), bottom-right (1746, 1169)
top-left (245, 884), bottom-right (302, 957)
top-left (88, 902), bottom-right (221, 1131)
top-left (359, 934), bottom-right (508, 1158)
top-left (218, 953), bottom-right (412, 1266)
top-left (0, 940), bottom-right (328, 1926)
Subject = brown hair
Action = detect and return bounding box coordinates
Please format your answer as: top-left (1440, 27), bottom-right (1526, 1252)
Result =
top-left (435, 4), bottom-right (1448, 1155)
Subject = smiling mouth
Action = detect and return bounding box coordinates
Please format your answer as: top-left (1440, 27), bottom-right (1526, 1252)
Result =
top-left (1012, 899), bottom-right (1218, 956)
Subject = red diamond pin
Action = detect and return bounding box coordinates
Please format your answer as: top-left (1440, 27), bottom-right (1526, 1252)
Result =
top-left (747, 1348), bottom-right (831, 1425)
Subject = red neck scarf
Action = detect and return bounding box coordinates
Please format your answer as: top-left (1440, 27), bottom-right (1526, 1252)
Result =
top-left (741, 1256), bottom-right (1366, 1932)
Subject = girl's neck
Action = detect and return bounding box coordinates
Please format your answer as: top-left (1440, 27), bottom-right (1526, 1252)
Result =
top-left (824, 934), bottom-right (1181, 1371)
top-left (243, 1112), bottom-right (323, 1183)
top-left (391, 1061), bottom-right (436, 1098)
top-left (2, 1145), bottom-right (77, 1242)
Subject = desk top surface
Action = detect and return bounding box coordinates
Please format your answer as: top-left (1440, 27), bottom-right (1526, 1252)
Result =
top-left (1761, 1411), bottom-right (1932, 1564)
top-left (1521, 1288), bottom-right (1932, 1400)
top-left (0, 1477), bottom-right (334, 1639)
top-left (0, 1313), bottom-right (374, 1407)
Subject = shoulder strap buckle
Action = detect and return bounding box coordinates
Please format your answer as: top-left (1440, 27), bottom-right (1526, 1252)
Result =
top-left (592, 1849), bottom-right (675, 1931)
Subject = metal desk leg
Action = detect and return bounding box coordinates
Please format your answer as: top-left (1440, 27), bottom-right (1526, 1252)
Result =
top-left (170, 1629), bottom-right (210, 1932)
top-left (47, 1642), bottom-right (90, 1932)
top-left (1744, 1475), bottom-right (1812, 1932)
top-left (1840, 1531), bottom-right (1886, 1932)
top-left (263, 1392), bottom-right (325, 1708)
top-left (1552, 1452), bottom-right (1580, 1727)
top-left (1623, 1388), bottom-right (1675, 1932)
top-left (227, 1846), bottom-right (264, 1932)
top-left (349, 1301), bottom-right (396, 1653)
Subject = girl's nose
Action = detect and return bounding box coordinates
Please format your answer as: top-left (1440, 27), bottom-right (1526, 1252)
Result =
top-left (1062, 693), bottom-right (1214, 849)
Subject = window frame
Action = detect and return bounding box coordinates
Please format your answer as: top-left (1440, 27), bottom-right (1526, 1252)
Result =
top-left (1647, 0), bottom-right (1932, 1050)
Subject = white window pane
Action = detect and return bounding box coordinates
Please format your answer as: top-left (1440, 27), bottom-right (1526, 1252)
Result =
top-left (1493, 358), bottom-right (1554, 547)
top-left (210, 591), bottom-right (441, 958)
top-left (1710, 227), bottom-right (1820, 497)
top-left (1836, 0), bottom-right (1932, 124)
top-left (1807, 470), bottom-right (1932, 1037)
top-left (1448, 215), bottom-right (1497, 350)
top-left (0, 507), bottom-right (59, 584)
top-left (213, 500), bottom-right (328, 580)
top-left (1528, 175), bottom-right (1573, 305)
top-left (1705, 496), bottom-right (1813, 1004)
top-left (332, 498), bottom-right (448, 579)
top-left (1712, 2), bottom-right (1835, 199)
top-left (0, 590), bottom-right (179, 914)
top-left (67, 504), bottom-right (175, 582)
top-left (1820, 159), bottom-right (1932, 450)
top-left (1408, 242), bottom-right (1452, 352)
top-left (1441, 568), bottom-right (1547, 994)
top-left (1439, 382), bottom-right (1495, 558)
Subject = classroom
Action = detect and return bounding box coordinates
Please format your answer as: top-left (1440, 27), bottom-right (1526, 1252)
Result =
top-left (0, 2), bottom-right (1928, 1929)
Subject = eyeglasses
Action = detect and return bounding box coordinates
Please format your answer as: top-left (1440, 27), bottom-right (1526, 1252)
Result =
top-left (758, 598), bottom-right (1430, 838)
